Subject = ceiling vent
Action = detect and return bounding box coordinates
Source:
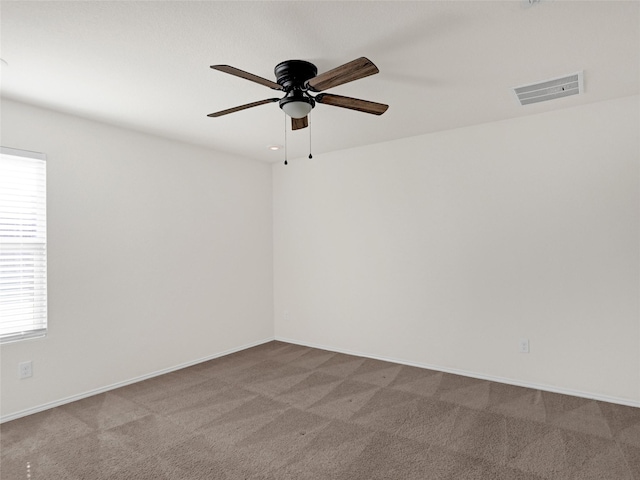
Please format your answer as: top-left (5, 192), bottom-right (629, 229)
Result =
top-left (513, 71), bottom-right (583, 106)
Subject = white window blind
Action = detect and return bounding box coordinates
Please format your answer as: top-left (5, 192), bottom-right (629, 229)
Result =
top-left (0, 147), bottom-right (47, 343)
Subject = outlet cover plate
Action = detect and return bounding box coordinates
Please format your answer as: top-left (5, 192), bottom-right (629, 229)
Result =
top-left (19, 361), bottom-right (33, 379)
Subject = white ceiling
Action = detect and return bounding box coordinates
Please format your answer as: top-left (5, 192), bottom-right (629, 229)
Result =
top-left (1, 1), bottom-right (638, 163)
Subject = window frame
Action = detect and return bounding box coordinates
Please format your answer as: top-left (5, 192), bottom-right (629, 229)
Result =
top-left (0, 146), bottom-right (48, 344)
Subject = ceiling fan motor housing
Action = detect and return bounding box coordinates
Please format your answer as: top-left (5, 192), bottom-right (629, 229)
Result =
top-left (274, 60), bottom-right (318, 90)
top-left (275, 60), bottom-right (317, 118)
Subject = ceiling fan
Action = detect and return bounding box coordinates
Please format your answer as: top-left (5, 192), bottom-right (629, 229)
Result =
top-left (208, 57), bottom-right (389, 130)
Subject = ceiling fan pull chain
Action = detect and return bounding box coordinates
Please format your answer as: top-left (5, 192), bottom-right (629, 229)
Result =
top-left (308, 120), bottom-right (313, 159)
top-left (284, 112), bottom-right (288, 165)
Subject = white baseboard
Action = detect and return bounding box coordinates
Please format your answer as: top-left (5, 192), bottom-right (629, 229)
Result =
top-left (275, 336), bottom-right (640, 408)
top-left (4, 335), bottom-right (637, 423)
top-left (1, 337), bottom-right (275, 423)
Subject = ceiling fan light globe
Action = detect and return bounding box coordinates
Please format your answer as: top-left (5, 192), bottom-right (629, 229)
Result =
top-left (281, 101), bottom-right (313, 119)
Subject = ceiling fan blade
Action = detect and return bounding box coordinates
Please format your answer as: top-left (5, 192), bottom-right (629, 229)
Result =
top-left (207, 98), bottom-right (279, 117)
top-left (315, 93), bottom-right (388, 115)
top-left (291, 116), bottom-right (308, 130)
top-left (210, 65), bottom-right (283, 90)
top-left (306, 57), bottom-right (379, 92)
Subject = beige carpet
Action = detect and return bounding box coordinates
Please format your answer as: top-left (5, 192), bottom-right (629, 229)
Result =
top-left (2, 341), bottom-right (639, 479)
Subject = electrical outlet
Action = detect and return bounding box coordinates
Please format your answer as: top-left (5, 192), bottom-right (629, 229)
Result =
top-left (518, 339), bottom-right (530, 354)
top-left (19, 361), bottom-right (33, 379)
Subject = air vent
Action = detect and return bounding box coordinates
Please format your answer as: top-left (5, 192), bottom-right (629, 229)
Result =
top-left (513, 71), bottom-right (583, 106)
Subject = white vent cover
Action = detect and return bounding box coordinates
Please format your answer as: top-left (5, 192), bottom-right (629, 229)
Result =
top-left (513, 71), bottom-right (584, 106)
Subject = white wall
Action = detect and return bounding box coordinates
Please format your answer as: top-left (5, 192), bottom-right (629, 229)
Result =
top-left (2, 95), bottom-right (637, 419)
top-left (273, 95), bottom-right (640, 404)
top-left (1, 99), bottom-right (274, 418)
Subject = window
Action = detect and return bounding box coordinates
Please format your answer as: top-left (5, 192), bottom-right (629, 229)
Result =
top-left (0, 147), bottom-right (47, 343)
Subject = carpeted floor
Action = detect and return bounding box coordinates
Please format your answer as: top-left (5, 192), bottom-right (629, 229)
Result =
top-left (2, 341), bottom-right (639, 479)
